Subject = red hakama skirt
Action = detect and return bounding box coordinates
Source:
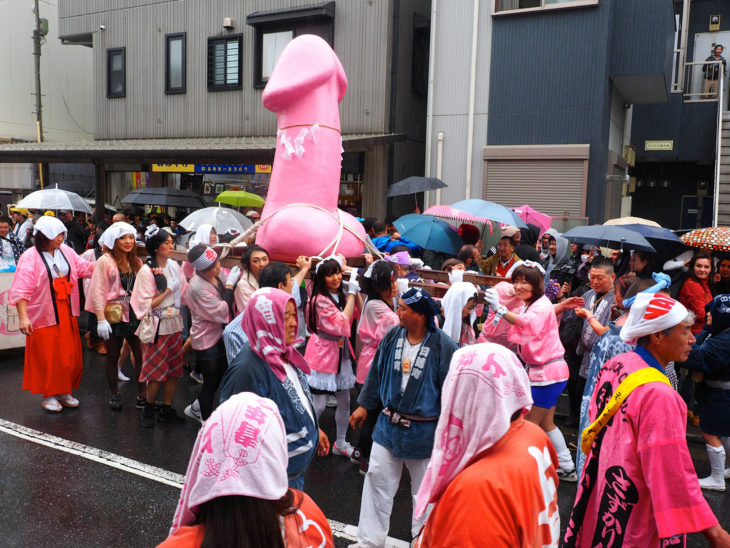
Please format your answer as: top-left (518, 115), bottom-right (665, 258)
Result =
top-left (23, 277), bottom-right (83, 397)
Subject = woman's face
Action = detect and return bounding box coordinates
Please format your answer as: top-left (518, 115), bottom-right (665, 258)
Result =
top-left (284, 300), bottom-right (298, 346)
top-left (451, 263), bottom-right (465, 272)
top-left (208, 229), bottom-right (217, 246)
top-left (209, 259), bottom-right (222, 279)
top-left (115, 233), bottom-right (135, 253)
top-left (549, 238), bottom-right (557, 256)
top-left (694, 258), bottom-right (712, 280)
top-left (249, 251), bottom-right (270, 278)
top-left (156, 235), bottom-right (174, 260)
top-left (513, 276), bottom-right (534, 302)
top-left (629, 253), bottom-right (647, 273)
top-left (46, 233), bottom-right (65, 251)
top-left (462, 298), bottom-right (476, 320)
top-left (324, 269), bottom-right (342, 293)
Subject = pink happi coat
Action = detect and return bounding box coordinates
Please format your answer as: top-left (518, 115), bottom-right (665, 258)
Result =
top-left (304, 295), bottom-right (356, 375)
top-left (508, 295), bottom-right (568, 385)
top-left (356, 298), bottom-right (399, 384)
top-left (565, 351), bottom-right (717, 546)
top-left (9, 245), bottom-right (94, 329)
top-left (186, 274), bottom-right (231, 351)
top-left (84, 253), bottom-right (143, 322)
top-left (478, 281), bottom-right (521, 351)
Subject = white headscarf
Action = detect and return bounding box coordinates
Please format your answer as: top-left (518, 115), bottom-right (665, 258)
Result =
top-left (441, 282), bottom-right (478, 344)
top-left (619, 292), bottom-right (689, 344)
top-left (189, 223), bottom-right (216, 248)
top-left (99, 222), bottom-right (137, 251)
top-left (33, 216), bottom-right (67, 240)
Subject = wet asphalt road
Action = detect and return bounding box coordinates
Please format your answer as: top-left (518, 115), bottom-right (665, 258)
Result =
top-left (1, 341), bottom-right (729, 547)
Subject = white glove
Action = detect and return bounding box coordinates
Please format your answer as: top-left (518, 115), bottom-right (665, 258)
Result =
top-left (484, 287), bottom-right (500, 312)
top-left (448, 269), bottom-right (464, 284)
top-left (226, 266), bottom-right (242, 287)
top-left (166, 274), bottom-right (181, 295)
top-left (397, 278), bottom-right (410, 295)
top-left (97, 319), bottom-right (112, 340)
top-left (347, 279), bottom-right (360, 295)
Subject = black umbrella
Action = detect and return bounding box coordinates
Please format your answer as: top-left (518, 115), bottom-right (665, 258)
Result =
top-left (385, 176), bottom-right (447, 198)
top-left (562, 225), bottom-right (656, 252)
top-left (121, 187), bottom-right (207, 209)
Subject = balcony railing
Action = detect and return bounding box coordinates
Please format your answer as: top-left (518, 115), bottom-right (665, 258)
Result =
top-left (676, 59), bottom-right (727, 103)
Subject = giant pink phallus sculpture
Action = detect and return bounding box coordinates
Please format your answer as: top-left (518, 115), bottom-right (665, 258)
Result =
top-left (255, 35), bottom-right (367, 263)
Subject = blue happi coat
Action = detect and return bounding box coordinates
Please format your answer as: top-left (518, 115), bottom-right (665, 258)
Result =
top-left (219, 344), bottom-right (318, 486)
top-left (359, 325), bottom-right (458, 459)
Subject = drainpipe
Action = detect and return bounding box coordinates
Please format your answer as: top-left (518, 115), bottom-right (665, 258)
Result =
top-left (677, 0), bottom-right (691, 91)
top-left (436, 131), bottom-right (445, 204)
top-left (464, 0), bottom-right (480, 200)
top-left (423, 0), bottom-right (438, 210)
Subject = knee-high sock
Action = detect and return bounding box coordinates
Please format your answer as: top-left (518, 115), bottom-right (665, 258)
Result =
top-left (335, 390), bottom-right (350, 446)
top-left (547, 427), bottom-right (574, 471)
top-left (312, 394), bottom-right (328, 419)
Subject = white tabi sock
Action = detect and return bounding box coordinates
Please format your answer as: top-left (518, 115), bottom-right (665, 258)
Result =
top-left (547, 427), bottom-right (575, 471)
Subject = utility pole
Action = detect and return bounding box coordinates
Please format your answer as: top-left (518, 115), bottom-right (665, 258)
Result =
top-left (32, 0), bottom-right (46, 188)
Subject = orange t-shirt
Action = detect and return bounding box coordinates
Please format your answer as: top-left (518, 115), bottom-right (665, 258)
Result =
top-left (157, 490), bottom-right (333, 548)
top-left (417, 420), bottom-right (561, 548)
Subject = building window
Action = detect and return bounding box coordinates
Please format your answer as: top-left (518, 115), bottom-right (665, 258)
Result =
top-left (107, 48), bottom-right (126, 98)
top-left (207, 34), bottom-right (242, 91)
top-left (165, 33), bottom-right (186, 94)
top-left (494, 0), bottom-right (599, 14)
top-left (247, 2), bottom-right (335, 89)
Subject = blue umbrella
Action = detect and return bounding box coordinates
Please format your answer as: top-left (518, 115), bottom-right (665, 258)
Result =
top-left (562, 225), bottom-right (656, 252)
top-left (393, 214), bottom-right (464, 255)
top-left (451, 199), bottom-right (527, 228)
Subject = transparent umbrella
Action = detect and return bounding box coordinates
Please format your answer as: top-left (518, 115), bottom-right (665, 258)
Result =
top-left (16, 186), bottom-right (93, 213)
top-left (179, 206), bottom-right (253, 235)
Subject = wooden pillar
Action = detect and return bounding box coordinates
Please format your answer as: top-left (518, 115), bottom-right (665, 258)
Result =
top-left (94, 160), bottom-right (106, 224)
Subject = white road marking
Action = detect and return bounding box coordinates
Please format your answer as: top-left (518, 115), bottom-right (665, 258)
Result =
top-left (0, 418), bottom-right (409, 547)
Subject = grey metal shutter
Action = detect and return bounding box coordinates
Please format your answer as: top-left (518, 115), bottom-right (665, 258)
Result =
top-left (484, 160), bottom-right (586, 217)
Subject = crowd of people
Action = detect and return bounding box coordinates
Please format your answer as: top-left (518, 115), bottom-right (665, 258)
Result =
top-left (5, 205), bottom-right (730, 546)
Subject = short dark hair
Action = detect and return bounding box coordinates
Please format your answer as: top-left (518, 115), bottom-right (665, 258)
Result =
top-left (441, 258), bottom-right (464, 272)
top-left (590, 257), bottom-right (614, 275)
top-left (241, 244), bottom-right (269, 271)
top-left (510, 264), bottom-right (544, 301)
top-left (498, 236), bottom-right (516, 247)
top-left (362, 217), bottom-right (378, 233)
top-left (457, 245), bottom-right (478, 263)
top-left (258, 262), bottom-right (292, 289)
top-left (0, 216), bottom-right (11, 225)
top-left (372, 220), bottom-right (387, 234)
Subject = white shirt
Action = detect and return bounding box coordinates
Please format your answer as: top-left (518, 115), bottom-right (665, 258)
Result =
top-left (0, 239), bottom-right (15, 266)
top-left (42, 250), bottom-right (70, 278)
top-left (400, 338), bottom-right (421, 394)
top-left (284, 362), bottom-right (315, 423)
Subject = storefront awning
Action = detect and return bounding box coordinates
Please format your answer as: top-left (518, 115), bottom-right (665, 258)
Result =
top-left (0, 133), bottom-right (405, 164)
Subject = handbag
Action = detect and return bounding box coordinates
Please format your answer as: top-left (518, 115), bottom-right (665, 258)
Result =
top-left (104, 302), bottom-right (123, 324)
top-left (138, 313), bottom-right (157, 344)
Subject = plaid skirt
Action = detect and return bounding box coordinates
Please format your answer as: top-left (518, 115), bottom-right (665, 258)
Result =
top-left (140, 332), bottom-right (184, 382)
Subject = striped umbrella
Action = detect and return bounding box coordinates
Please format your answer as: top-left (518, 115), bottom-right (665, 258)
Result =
top-left (680, 227), bottom-right (730, 252)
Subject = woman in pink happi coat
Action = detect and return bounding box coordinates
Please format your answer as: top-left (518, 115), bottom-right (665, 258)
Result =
top-left (304, 256), bottom-right (362, 459)
top-left (485, 261), bottom-right (583, 483)
top-left (10, 216), bottom-right (95, 412)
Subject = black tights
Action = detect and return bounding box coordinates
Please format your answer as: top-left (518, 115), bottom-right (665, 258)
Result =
top-left (105, 335), bottom-right (143, 397)
top-left (197, 356), bottom-right (228, 420)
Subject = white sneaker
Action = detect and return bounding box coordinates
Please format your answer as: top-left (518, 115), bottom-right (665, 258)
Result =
top-left (332, 441), bottom-right (355, 458)
top-left (698, 474), bottom-right (726, 491)
top-left (184, 400), bottom-right (203, 425)
top-left (117, 368), bottom-right (130, 382)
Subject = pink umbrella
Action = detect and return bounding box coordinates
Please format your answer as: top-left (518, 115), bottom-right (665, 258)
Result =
top-left (424, 205), bottom-right (492, 226)
top-left (512, 205), bottom-right (551, 235)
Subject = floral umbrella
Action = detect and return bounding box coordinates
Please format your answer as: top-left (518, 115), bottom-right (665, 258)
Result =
top-left (680, 227), bottom-right (730, 252)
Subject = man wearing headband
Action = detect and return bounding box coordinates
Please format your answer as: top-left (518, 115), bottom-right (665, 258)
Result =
top-left (349, 287), bottom-right (458, 548)
top-left (564, 293), bottom-right (730, 547)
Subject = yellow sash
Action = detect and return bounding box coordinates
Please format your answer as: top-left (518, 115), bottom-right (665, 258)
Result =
top-left (581, 367), bottom-right (671, 455)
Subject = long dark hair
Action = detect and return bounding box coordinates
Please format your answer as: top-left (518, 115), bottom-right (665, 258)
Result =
top-left (241, 244), bottom-right (269, 273)
top-left (145, 232), bottom-right (172, 292)
top-left (34, 232), bottom-right (53, 252)
top-left (362, 260), bottom-right (396, 306)
top-left (688, 252), bottom-right (714, 284)
top-left (308, 258), bottom-right (346, 334)
top-left (107, 236), bottom-right (141, 274)
top-left (197, 490), bottom-right (298, 548)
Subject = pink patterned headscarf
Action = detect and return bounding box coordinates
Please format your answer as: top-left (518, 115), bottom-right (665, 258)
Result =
top-left (414, 343), bottom-right (533, 520)
top-left (170, 392), bottom-right (289, 533)
top-left (242, 287), bottom-right (310, 382)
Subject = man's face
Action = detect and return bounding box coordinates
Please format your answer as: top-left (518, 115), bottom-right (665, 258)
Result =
top-left (11, 212), bottom-right (21, 223)
top-left (589, 267), bottom-right (615, 293)
top-left (0, 222), bottom-right (9, 237)
top-left (610, 250), bottom-right (621, 263)
top-left (497, 239), bottom-right (514, 261)
top-left (719, 260), bottom-right (730, 279)
top-left (513, 231), bottom-right (521, 245)
top-left (716, 46), bottom-right (724, 56)
top-left (112, 213), bottom-right (125, 223)
top-left (548, 238), bottom-right (557, 256)
top-left (397, 299), bottom-right (423, 331)
top-left (659, 321), bottom-right (696, 363)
